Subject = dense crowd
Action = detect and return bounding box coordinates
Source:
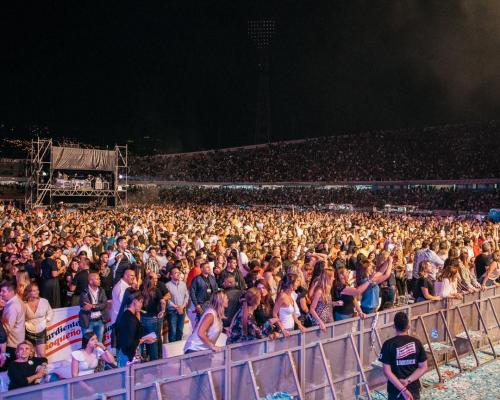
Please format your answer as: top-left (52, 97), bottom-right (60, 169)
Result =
top-left (130, 122), bottom-right (500, 182)
top-left (0, 202), bottom-right (498, 391)
top-left (154, 186), bottom-right (500, 212)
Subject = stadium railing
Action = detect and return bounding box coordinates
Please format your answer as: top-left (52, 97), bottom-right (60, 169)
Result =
top-left (2, 286), bottom-right (499, 400)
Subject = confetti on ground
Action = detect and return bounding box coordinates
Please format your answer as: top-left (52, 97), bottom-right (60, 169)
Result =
top-left (423, 342), bottom-right (453, 353)
top-left (456, 330), bottom-right (484, 340)
top-left (371, 350), bottom-right (500, 400)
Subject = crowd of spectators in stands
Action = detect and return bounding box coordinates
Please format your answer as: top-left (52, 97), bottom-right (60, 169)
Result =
top-left (130, 122), bottom-right (500, 182)
top-left (0, 201), bottom-right (498, 390)
top-left (154, 186), bottom-right (500, 212)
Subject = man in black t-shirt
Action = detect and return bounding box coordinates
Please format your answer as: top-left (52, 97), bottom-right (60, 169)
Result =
top-left (475, 243), bottom-right (492, 284)
top-left (70, 258), bottom-right (90, 306)
top-left (380, 312), bottom-right (428, 400)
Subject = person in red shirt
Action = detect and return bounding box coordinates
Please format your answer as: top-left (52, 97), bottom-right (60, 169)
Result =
top-left (186, 256), bottom-right (203, 289)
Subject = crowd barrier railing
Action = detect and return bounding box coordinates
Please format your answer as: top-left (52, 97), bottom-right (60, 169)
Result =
top-left (2, 286), bottom-right (499, 400)
top-left (1, 366), bottom-right (128, 400)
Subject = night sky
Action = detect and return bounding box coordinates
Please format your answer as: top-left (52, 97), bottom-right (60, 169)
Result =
top-left (2, 1), bottom-right (500, 153)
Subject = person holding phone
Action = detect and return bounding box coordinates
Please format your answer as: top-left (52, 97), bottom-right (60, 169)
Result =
top-left (71, 332), bottom-right (115, 377)
top-left (115, 289), bottom-right (156, 367)
top-left (358, 256), bottom-right (393, 315)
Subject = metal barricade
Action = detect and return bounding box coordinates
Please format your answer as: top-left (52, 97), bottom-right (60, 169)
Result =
top-left (303, 317), bottom-right (366, 400)
top-left (229, 332), bottom-right (302, 400)
top-left (130, 348), bottom-right (226, 400)
top-left (1, 367), bottom-right (128, 400)
top-left (3, 292), bottom-right (500, 400)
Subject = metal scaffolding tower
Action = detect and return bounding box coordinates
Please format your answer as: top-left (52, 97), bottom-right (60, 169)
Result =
top-left (25, 138), bottom-right (128, 209)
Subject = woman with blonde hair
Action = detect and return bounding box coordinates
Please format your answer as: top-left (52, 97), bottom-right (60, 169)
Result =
top-left (458, 250), bottom-right (481, 292)
top-left (184, 291), bottom-right (228, 353)
top-left (264, 258), bottom-right (282, 300)
top-left (309, 268), bottom-right (338, 331)
top-left (16, 271), bottom-right (30, 298)
top-left (23, 283), bottom-right (53, 357)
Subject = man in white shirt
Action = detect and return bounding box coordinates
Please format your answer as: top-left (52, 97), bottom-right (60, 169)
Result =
top-left (238, 243), bottom-right (250, 277)
top-left (79, 272), bottom-right (108, 342)
top-left (193, 233), bottom-right (205, 251)
top-left (463, 237), bottom-right (475, 259)
top-left (77, 235), bottom-right (94, 262)
top-left (111, 268), bottom-right (137, 325)
top-left (412, 240), bottom-right (445, 291)
top-left (166, 267), bottom-right (189, 342)
top-left (0, 281), bottom-right (25, 362)
top-left (157, 246), bottom-right (168, 269)
top-left (108, 236), bottom-right (136, 280)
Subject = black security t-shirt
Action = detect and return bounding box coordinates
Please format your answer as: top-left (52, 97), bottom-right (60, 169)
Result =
top-left (380, 335), bottom-right (427, 397)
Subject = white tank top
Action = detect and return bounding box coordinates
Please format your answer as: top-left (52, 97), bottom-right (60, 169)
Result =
top-left (184, 308), bottom-right (222, 352)
top-left (279, 303), bottom-right (295, 330)
top-left (279, 293), bottom-right (300, 331)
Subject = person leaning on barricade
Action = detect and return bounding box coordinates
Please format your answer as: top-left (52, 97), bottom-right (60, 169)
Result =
top-left (332, 266), bottom-right (368, 320)
top-left (184, 290), bottom-right (228, 354)
top-left (412, 261), bottom-right (441, 302)
top-left (480, 250), bottom-right (500, 287)
top-left (357, 256), bottom-right (393, 315)
top-left (308, 268), bottom-right (336, 331)
top-left (273, 274), bottom-right (306, 334)
top-left (436, 258), bottom-right (463, 300)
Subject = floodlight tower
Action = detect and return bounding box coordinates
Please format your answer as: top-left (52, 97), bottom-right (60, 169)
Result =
top-left (248, 19), bottom-right (276, 145)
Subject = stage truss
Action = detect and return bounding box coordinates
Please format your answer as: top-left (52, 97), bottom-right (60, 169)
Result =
top-left (25, 138), bottom-right (128, 209)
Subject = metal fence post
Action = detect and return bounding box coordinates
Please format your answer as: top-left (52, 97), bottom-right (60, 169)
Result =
top-left (300, 330), bottom-right (306, 399)
top-left (128, 364), bottom-right (133, 400)
top-left (224, 346), bottom-right (231, 400)
top-left (357, 315), bottom-right (363, 399)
